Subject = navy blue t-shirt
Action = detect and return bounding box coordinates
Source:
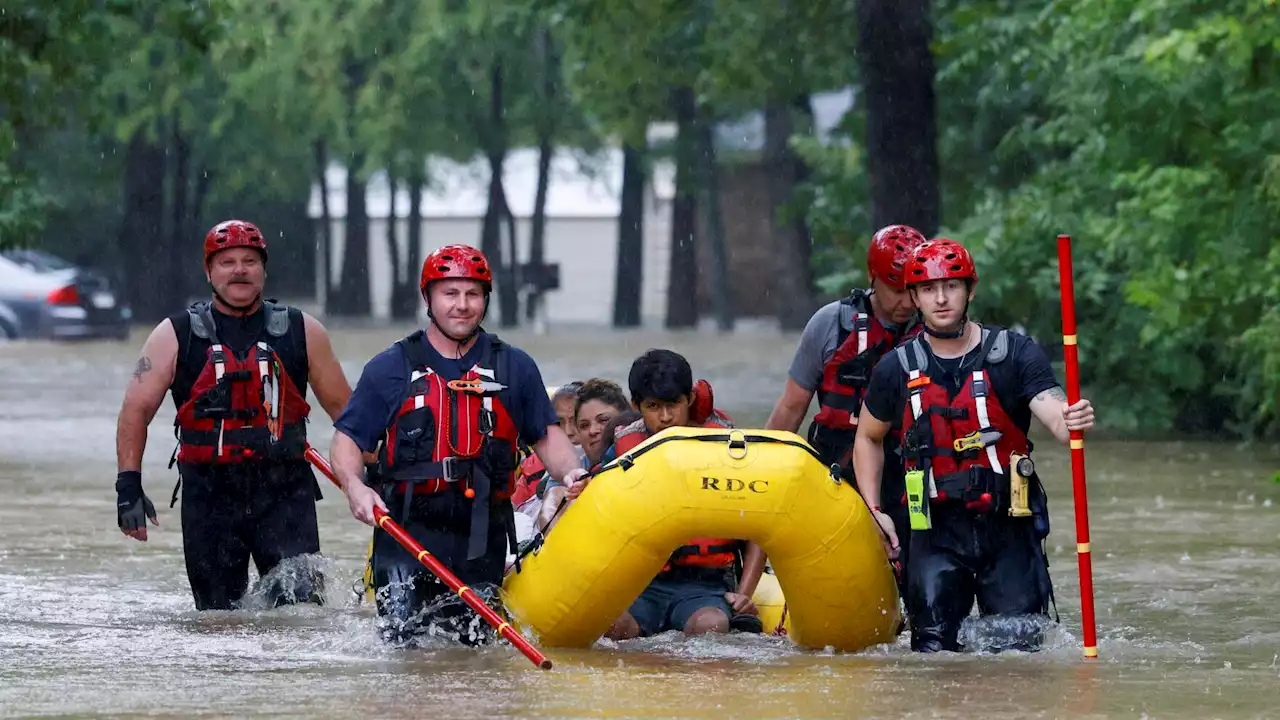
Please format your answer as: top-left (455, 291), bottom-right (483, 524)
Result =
top-left (335, 332), bottom-right (559, 454)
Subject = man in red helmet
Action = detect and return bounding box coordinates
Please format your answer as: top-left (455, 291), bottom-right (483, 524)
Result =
top-left (853, 238), bottom-right (1095, 653)
top-left (763, 225), bottom-right (927, 589)
top-left (328, 243), bottom-right (587, 646)
top-left (114, 220), bottom-right (353, 611)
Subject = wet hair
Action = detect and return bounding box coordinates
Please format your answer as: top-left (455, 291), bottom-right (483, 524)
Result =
top-left (602, 410), bottom-right (643, 454)
top-left (610, 410), bottom-right (642, 436)
top-left (551, 381), bottom-right (583, 405)
top-left (574, 378), bottom-right (630, 419)
top-left (628, 349), bottom-right (693, 404)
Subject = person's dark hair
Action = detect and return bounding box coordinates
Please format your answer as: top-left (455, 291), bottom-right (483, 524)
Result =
top-left (574, 378), bottom-right (629, 418)
top-left (627, 349), bottom-right (693, 404)
top-left (602, 410), bottom-right (643, 448)
top-left (551, 381), bottom-right (583, 405)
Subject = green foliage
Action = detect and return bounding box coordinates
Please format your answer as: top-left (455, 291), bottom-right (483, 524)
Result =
top-left (3, 0), bottom-right (1276, 437)
top-left (946, 0), bottom-right (1280, 436)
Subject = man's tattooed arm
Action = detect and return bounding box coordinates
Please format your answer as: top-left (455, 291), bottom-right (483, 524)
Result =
top-left (133, 356), bottom-right (153, 383)
top-left (1033, 386), bottom-right (1067, 403)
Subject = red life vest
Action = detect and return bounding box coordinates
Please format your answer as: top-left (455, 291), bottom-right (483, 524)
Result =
top-left (896, 328), bottom-right (1030, 507)
top-left (510, 453), bottom-right (546, 506)
top-left (174, 302), bottom-right (310, 464)
top-left (613, 399), bottom-right (740, 571)
top-left (809, 289), bottom-right (920, 466)
top-left (375, 331), bottom-right (521, 559)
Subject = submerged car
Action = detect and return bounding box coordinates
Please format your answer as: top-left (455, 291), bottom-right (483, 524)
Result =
top-left (0, 249), bottom-right (131, 341)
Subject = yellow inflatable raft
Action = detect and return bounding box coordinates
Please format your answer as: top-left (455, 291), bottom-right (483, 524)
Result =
top-left (501, 427), bottom-right (901, 652)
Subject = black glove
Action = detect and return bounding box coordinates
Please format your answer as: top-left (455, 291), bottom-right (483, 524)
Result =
top-left (116, 470), bottom-right (156, 534)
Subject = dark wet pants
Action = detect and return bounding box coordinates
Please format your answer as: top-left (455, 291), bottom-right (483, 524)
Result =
top-left (370, 491), bottom-right (510, 646)
top-left (178, 461), bottom-right (324, 611)
top-left (906, 503), bottom-right (1052, 652)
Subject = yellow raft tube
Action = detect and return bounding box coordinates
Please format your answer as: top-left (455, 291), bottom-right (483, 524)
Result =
top-left (501, 427), bottom-right (901, 652)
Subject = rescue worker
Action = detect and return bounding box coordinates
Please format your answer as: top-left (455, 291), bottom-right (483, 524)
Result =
top-left (566, 349), bottom-right (763, 639)
top-left (762, 224), bottom-right (927, 599)
top-left (328, 244), bottom-right (586, 646)
top-left (115, 220), bottom-right (353, 611)
top-left (852, 238), bottom-right (1095, 653)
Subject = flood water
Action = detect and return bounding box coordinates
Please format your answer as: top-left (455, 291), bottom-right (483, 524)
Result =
top-left (1, 323), bottom-right (1277, 718)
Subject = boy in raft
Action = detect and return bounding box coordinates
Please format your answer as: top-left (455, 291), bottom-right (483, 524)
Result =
top-left (565, 349), bottom-right (765, 639)
top-left (853, 239), bottom-right (1095, 653)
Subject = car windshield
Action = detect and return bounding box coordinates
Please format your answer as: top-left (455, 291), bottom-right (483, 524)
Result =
top-left (1, 250), bottom-right (75, 273)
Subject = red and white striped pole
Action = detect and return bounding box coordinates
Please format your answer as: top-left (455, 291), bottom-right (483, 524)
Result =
top-left (1056, 234), bottom-right (1099, 659)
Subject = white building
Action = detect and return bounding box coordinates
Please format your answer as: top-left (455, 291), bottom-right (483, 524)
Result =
top-left (307, 88), bottom-right (854, 327)
top-left (308, 147), bottom-right (678, 326)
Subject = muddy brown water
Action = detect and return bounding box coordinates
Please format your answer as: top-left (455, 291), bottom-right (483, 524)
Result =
top-left (1, 324), bottom-right (1277, 718)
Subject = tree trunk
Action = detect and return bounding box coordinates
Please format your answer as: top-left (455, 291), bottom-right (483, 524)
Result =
top-left (169, 119), bottom-right (191, 307)
top-left (313, 139), bottom-right (334, 308)
top-left (191, 165), bottom-right (212, 244)
top-left (400, 163), bottom-right (425, 319)
top-left (613, 143), bottom-right (645, 328)
top-left (502, 185), bottom-right (520, 327)
top-left (481, 61), bottom-right (519, 327)
top-left (857, 0), bottom-right (940, 236)
top-left (765, 95), bottom-right (818, 330)
top-left (117, 127), bottom-right (168, 322)
top-left (334, 154), bottom-right (370, 316)
top-left (526, 27), bottom-right (556, 324)
top-left (665, 86), bottom-right (699, 329)
top-left (387, 171), bottom-right (416, 319)
top-left (527, 132), bottom-right (552, 324)
top-left (696, 109), bottom-right (733, 332)
top-left (333, 59), bottom-right (371, 317)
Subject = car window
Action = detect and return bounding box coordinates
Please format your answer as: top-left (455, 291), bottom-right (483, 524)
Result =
top-left (1, 250), bottom-right (75, 273)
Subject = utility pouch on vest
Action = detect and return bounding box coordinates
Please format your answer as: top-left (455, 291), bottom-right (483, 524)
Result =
top-left (1008, 453), bottom-right (1035, 518)
top-left (905, 469), bottom-right (931, 531)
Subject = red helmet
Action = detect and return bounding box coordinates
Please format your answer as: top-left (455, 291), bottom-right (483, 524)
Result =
top-left (420, 244), bottom-right (493, 295)
top-left (904, 238), bottom-right (978, 287)
top-left (867, 225), bottom-right (927, 289)
top-left (204, 220), bottom-right (267, 267)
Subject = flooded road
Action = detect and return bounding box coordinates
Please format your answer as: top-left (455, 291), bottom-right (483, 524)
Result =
top-left (1, 323), bottom-right (1277, 718)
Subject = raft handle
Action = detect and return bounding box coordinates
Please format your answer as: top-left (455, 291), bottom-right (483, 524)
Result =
top-left (727, 430), bottom-right (748, 459)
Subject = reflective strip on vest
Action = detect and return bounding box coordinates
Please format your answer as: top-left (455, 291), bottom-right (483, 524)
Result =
top-left (257, 342), bottom-right (279, 441)
top-left (855, 310), bottom-right (868, 359)
top-left (476, 365), bottom-right (496, 433)
top-left (906, 367), bottom-right (937, 498)
top-left (411, 368), bottom-right (431, 411)
top-left (970, 370), bottom-right (1003, 475)
top-left (212, 343), bottom-right (226, 457)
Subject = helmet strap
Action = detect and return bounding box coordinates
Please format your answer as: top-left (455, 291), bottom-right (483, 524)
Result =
top-left (923, 314), bottom-right (967, 339)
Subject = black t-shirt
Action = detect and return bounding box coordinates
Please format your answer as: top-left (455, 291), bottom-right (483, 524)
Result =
top-left (864, 325), bottom-right (1061, 440)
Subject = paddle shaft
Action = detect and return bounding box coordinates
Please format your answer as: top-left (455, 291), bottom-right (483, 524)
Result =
top-left (303, 446), bottom-right (552, 670)
top-left (1056, 234), bottom-right (1099, 659)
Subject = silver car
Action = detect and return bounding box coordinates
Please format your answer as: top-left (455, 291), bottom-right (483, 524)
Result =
top-left (0, 250), bottom-right (132, 341)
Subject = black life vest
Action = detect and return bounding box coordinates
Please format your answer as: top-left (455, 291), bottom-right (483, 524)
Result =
top-left (173, 301), bottom-right (310, 465)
